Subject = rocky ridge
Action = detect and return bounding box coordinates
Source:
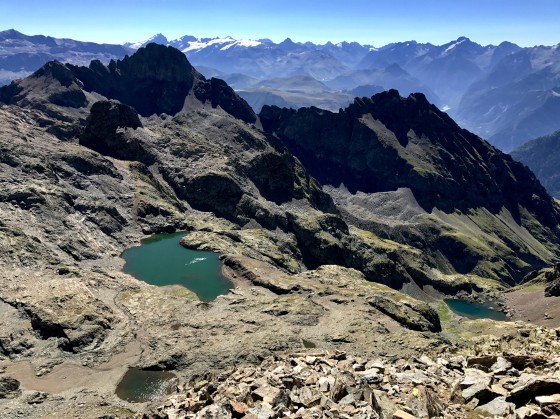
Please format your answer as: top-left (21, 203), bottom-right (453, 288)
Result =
top-left (260, 91), bottom-right (560, 287)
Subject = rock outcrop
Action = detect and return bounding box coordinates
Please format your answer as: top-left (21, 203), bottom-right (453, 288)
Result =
top-left (521, 264), bottom-right (560, 297)
top-left (194, 76), bottom-right (257, 123)
top-left (68, 43), bottom-right (196, 117)
top-left (79, 100), bottom-right (150, 163)
top-left (260, 90), bottom-right (560, 285)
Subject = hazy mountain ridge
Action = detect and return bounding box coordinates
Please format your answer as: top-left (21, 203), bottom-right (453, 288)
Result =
top-left (457, 45), bottom-right (560, 150)
top-left (126, 33), bottom-right (560, 149)
top-left (2, 28), bottom-right (560, 149)
top-left (0, 29), bottom-right (132, 85)
top-left (511, 129), bottom-right (560, 198)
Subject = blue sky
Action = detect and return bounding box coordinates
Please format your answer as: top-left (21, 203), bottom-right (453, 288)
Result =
top-left (2, 0), bottom-right (559, 47)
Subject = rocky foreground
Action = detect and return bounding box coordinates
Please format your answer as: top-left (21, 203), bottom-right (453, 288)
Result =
top-left (146, 330), bottom-right (560, 419)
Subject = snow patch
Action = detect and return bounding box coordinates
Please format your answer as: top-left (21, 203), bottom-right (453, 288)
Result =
top-left (221, 39), bottom-right (262, 50)
top-left (182, 37), bottom-right (261, 52)
top-left (183, 37), bottom-right (233, 52)
top-left (443, 38), bottom-right (466, 54)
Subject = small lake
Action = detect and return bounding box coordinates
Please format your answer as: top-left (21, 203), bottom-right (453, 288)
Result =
top-left (115, 368), bottom-right (177, 403)
top-left (122, 232), bottom-right (232, 301)
top-left (445, 299), bottom-right (507, 321)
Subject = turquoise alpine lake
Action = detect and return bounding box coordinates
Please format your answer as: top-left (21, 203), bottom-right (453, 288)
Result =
top-left (115, 368), bottom-right (177, 403)
top-left (121, 232), bottom-right (232, 301)
top-left (444, 299), bottom-right (507, 321)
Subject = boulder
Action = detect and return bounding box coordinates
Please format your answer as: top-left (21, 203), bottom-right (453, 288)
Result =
top-left (507, 376), bottom-right (560, 406)
top-left (475, 396), bottom-right (516, 416)
top-left (368, 295), bottom-right (441, 333)
top-left (491, 356), bottom-right (513, 374)
top-left (460, 368), bottom-right (491, 388)
top-left (536, 393), bottom-right (560, 405)
top-left (462, 383), bottom-right (500, 405)
top-left (393, 409), bottom-right (416, 419)
top-left (371, 389), bottom-right (396, 419)
top-left (195, 403), bottom-right (232, 419)
top-left (0, 377), bottom-right (21, 399)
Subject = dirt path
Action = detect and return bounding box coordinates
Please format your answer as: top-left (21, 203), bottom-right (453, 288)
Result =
top-left (0, 340), bottom-right (142, 394)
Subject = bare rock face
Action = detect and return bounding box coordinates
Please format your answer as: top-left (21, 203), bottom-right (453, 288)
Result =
top-left (68, 43), bottom-right (196, 117)
top-left (260, 90), bottom-right (560, 286)
top-left (544, 264), bottom-right (560, 297)
top-left (79, 100), bottom-right (150, 163)
top-left (194, 76), bottom-right (256, 123)
top-left (260, 89), bottom-right (556, 220)
top-left (32, 62), bottom-right (88, 108)
top-left (0, 61), bottom-right (86, 108)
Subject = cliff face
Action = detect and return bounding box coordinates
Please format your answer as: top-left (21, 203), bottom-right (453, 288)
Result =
top-left (260, 90), bottom-right (560, 284)
top-left (66, 43), bottom-right (195, 117)
top-left (260, 90), bottom-right (557, 220)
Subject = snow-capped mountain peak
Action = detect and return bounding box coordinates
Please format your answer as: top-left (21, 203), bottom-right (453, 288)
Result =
top-left (125, 33), bottom-right (168, 50)
top-left (180, 36), bottom-right (263, 52)
top-left (125, 34), bottom-right (265, 53)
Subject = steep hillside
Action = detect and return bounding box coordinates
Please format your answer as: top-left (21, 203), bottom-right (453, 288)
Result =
top-left (260, 90), bottom-right (560, 285)
top-left (511, 129), bottom-right (560, 198)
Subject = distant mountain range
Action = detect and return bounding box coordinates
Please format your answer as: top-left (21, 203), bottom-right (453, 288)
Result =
top-left (511, 129), bottom-right (560, 198)
top-left (0, 29), bottom-right (131, 86)
top-left (2, 29), bottom-right (560, 151)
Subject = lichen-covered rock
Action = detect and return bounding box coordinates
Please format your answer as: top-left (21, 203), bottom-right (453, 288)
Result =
top-left (368, 295), bottom-right (442, 332)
